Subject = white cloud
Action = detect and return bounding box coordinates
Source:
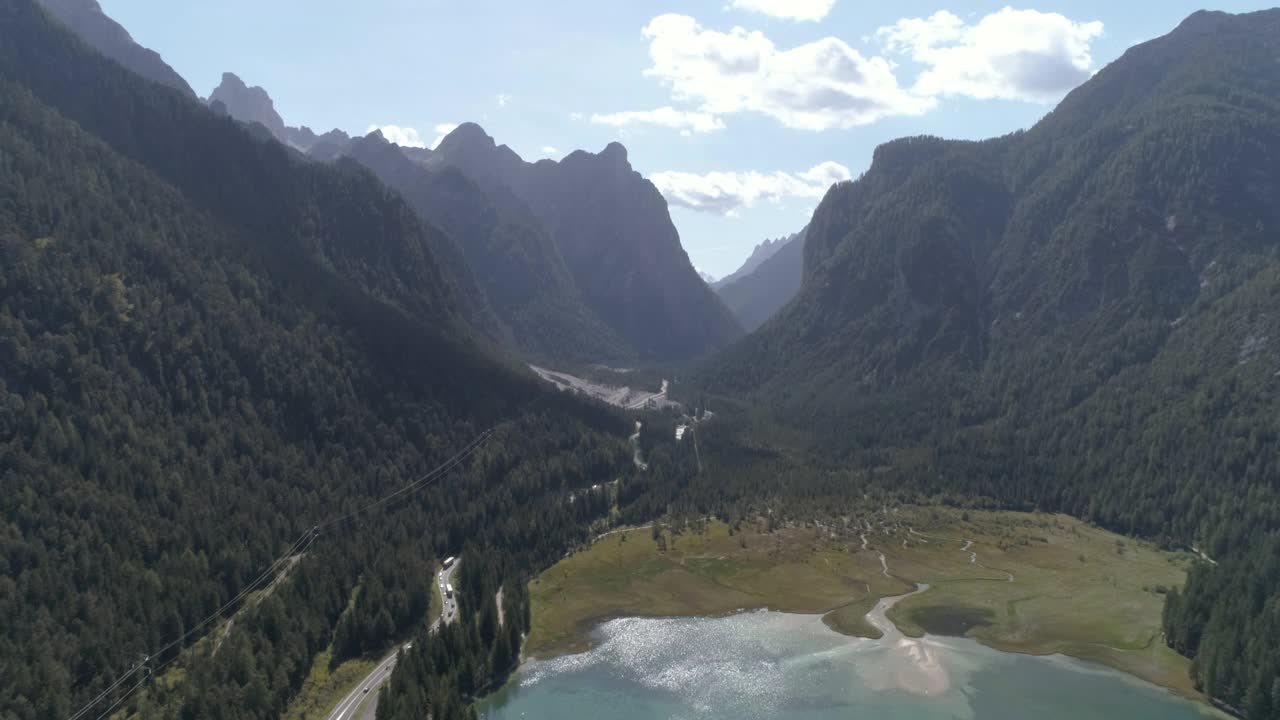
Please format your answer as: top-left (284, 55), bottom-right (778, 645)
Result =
top-left (367, 124), bottom-right (427, 149)
top-left (429, 123), bottom-right (459, 150)
top-left (497, 93), bottom-right (511, 107)
top-left (651, 161), bottom-right (851, 216)
top-left (590, 106), bottom-right (726, 135)
top-left (728, 0), bottom-right (836, 22)
top-left (877, 8), bottom-right (1103, 102)
top-left (541, 146), bottom-right (559, 156)
top-left (640, 14), bottom-right (933, 131)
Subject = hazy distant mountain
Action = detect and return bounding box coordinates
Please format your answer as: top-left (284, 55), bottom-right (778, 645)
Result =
top-left (202, 80), bottom-right (729, 362)
top-left (34, 0), bottom-right (195, 97)
top-left (340, 131), bottom-right (633, 362)
top-left (714, 233), bottom-right (792, 289)
top-left (714, 227), bottom-right (805, 332)
top-left (698, 270), bottom-right (716, 285)
top-left (432, 124), bottom-right (743, 362)
top-left (208, 72), bottom-right (344, 152)
top-left (209, 72), bottom-right (286, 138)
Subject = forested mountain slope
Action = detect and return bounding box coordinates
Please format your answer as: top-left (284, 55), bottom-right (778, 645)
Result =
top-left (33, 0), bottom-right (195, 97)
top-left (0, 3), bottom-right (639, 718)
top-left (715, 227), bottom-right (806, 331)
top-left (206, 70), bottom-right (735, 364)
top-left (432, 124), bottom-right (744, 362)
top-left (337, 132), bottom-right (634, 363)
top-left (707, 9), bottom-right (1280, 716)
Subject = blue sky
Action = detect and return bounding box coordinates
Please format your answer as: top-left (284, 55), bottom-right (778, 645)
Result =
top-left (101, 0), bottom-right (1276, 278)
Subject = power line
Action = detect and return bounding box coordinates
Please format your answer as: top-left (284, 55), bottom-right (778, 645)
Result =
top-left (64, 429), bottom-right (495, 720)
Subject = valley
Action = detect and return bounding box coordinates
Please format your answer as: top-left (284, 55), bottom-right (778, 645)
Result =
top-left (4, 2), bottom-right (1280, 719)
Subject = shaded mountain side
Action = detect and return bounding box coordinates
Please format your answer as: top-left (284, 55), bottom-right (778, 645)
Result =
top-left (193, 76), bottom-right (503, 343)
top-left (204, 72), bottom-right (710, 363)
top-left (198, 76), bottom-right (510, 350)
top-left (339, 132), bottom-right (634, 362)
top-left (715, 227), bottom-right (806, 331)
top-left (208, 71), bottom-right (286, 139)
top-left (714, 232), bottom-right (792, 289)
top-left (706, 9), bottom-right (1280, 715)
top-left (208, 71), bottom-right (348, 152)
top-left (34, 0), bottom-right (195, 97)
top-left (431, 124), bottom-right (744, 362)
top-left (0, 2), bottom-right (636, 718)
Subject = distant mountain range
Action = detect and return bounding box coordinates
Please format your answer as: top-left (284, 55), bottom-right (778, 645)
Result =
top-left (714, 233), bottom-right (793, 289)
top-left (714, 227), bottom-right (806, 331)
top-left (207, 78), bottom-right (741, 363)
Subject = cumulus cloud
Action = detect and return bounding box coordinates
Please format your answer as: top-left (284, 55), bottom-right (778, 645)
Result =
top-left (496, 93), bottom-right (511, 107)
top-left (368, 124), bottom-right (427, 148)
top-left (428, 123), bottom-right (459, 149)
top-left (651, 161), bottom-right (851, 216)
top-left (541, 146), bottom-right (559, 155)
top-left (728, 0), bottom-right (836, 22)
top-left (640, 14), bottom-right (932, 130)
top-left (877, 8), bottom-right (1103, 102)
top-left (591, 106), bottom-right (726, 135)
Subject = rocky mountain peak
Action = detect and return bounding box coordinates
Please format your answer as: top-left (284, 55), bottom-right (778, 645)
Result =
top-left (208, 72), bottom-right (286, 139)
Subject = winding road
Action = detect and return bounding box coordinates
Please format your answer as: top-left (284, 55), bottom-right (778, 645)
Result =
top-left (324, 561), bottom-right (460, 720)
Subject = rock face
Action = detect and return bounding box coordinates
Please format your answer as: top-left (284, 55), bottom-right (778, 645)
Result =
top-left (715, 227), bottom-right (806, 332)
top-left (208, 72), bottom-right (349, 152)
top-left (714, 233), bottom-right (792, 289)
top-left (432, 125), bottom-right (744, 362)
top-left (208, 72), bottom-right (287, 140)
top-left (339, 132), bottom-right (632, 362)
top-left (712, 9), bottom-right (1280, 430)
top-left (34, 0), bottom-right (195, 97)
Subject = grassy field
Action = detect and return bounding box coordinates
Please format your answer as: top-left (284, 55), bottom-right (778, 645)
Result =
top-left (525, 509), bottom-right (1205, 701)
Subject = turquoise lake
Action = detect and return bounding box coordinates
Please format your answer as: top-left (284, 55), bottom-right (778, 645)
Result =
top-left (480, 590), bottom-right (1213, 719)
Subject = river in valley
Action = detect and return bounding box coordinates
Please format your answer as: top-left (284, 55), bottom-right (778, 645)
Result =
top-left (480, 587), bottom-right (1213, 719)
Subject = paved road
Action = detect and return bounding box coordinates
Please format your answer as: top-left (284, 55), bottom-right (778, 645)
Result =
top-left (324, 561), bottom-right (460, 720)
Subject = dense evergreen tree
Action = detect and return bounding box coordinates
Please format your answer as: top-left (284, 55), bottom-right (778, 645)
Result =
top-left (0, 3), bottom-right (635, 719)
top-left (703, 9), bottom-right (1280, 716)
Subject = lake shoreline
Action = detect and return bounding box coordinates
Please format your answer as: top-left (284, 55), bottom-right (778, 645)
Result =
top-left (522, 510), bottom-right (1219, 715)
top-left (522, 594), bottom-right (1223, 717)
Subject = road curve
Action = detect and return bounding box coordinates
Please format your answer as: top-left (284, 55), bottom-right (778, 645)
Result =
top-left (324, 561), bottom-right (460, 720)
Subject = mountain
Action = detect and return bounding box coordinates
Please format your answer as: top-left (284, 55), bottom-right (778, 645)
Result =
top-left (208, 71), bottom-right (286, 139)
top-left (432, 124), bottom-right (744, 362)
top-left (0, 2), bottom-right (637, 718)
top-left (708, 9), bottom-right (1280, 713)
top-left (34, 0), bottom-right (195, 97)
top-left (715, 227), bottom-right (806, 331)
top-left (339, 131), bottom-right (633, 362)
top-left (714, 233), bottom-right (792, 289)
top-left (698, 270), bottom-right (716, 285)
top-left (208, 71), bottom-right (347, 152)
top-left (206, 78), bottom-right (729, 363)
